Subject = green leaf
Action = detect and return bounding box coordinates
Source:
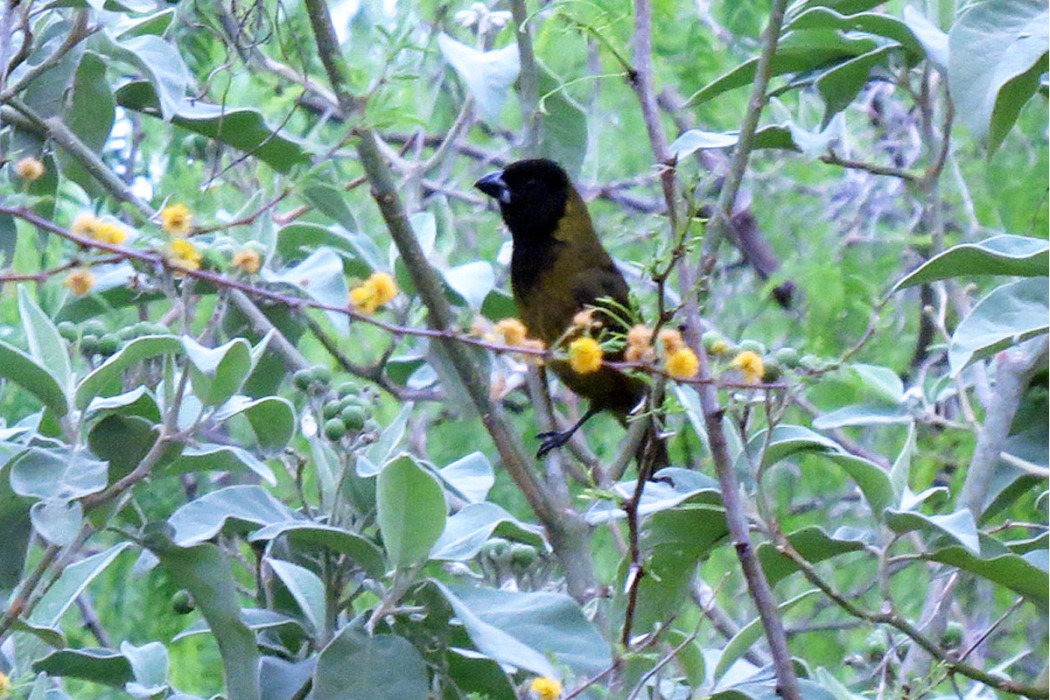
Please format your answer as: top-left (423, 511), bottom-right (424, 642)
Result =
top-left (120, 641), bottom-right (168, 691)
top-left (713, 590), bottom-right (819, 681)
top-left (849, 363), bottom-right (905, 403)
top-left (302, 166), bottom-right (359, 231)
top-left (167, 484), bottom-right (299, 546)
top-left (757, 525), bottom-right (869, 586)
top-left (894, 235), bottom-right (1050, 289)
top-left (358, 403), bottom-right (412, 476)
top-left (376, 455), bottom-right (447, 568)
top-left (213, 395), bottom-right (295, 454)
top-left (75, 335), bottom-right (183, 409)
top-left (58, 52), bottom-right (115, 194)
top-left (30, 498), bottom-right (83, 546)
top-left (116, 80), bottom-right (312, 172)
top-left (668, 129), bottom-right (740, 160)
top-left (31, 544), bottom-right (131, 627)
top-left (32, 648), bottom-right (134, 686)
top-left (901, 6), bottom-right (949, 70)
top-left (885, 508), bottom-right (981, 554)
top-left (143, 529), bottom-right (260, 700)
top-left (927, 544), bottom-right (1048, 606)
top-left (447, 648), bottom-right (516, 700)
top-left (0, 339), bottom-right (68, 416)
top-left (430, 502), bottom-right (546, 561)
top-left (0, 212), bottom-right (16, 266)
top-left (18, 286), bottom-right (72, 398)
top-left (536, 61), bottom-right (588, 178)
top-left (788, 8), bottom-right (925, 55)
top-left (948, 0), bottom-right (1049, 151)
top-left (688, 29), bottom-right (877, 105)
top-left (437, 581), bottom-right (612, 677)
top-left (584, 467), bottom-right (721, 523)
top-left (182, 336), bottom-right (253, 407)
top-left (815, 45), bottom-right (899, 119)
top-left (275, 223), bottom-right (383, 275)
top-left (443, 261), bottom-right (495, 309)
top-left (812, 404), bottom-right (913, 428)
top-left (948, 278), bottom-right (1049, 375)
top-left (810, 452), bottom-right (895, 516)
top-left (264, 247), bottom-right (350, 335)
top-left (267, 558), bottom-right (325, 633)
top-left (249, 522), bottom-right (385, 580)
top-left (104, 33), bottom-right (190, 119)
top-left (748, 424), bottom-right (842, 467)
top-left (314, 626), bottom-right (428, 700)
top-left (165, 444), bottom-right (276, 486)
top-left (437, 34), bottom-right (520, 122)
top-left (9, 447), bottom-right (108, 500)
top-left (438, 451), bottom-right (494, 503)
top-left (624, 505), bottom-right (728, 630)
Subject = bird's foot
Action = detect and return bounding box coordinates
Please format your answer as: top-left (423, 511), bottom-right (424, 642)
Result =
top-left (536, 430), bottom-right (573, 459)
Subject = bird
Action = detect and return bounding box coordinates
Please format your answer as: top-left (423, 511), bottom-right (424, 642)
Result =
top-left (475, 158), bottom-right (665, 464)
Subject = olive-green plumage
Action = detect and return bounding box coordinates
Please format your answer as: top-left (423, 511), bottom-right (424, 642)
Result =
top-left (476, 159), bottom-right (657, 459)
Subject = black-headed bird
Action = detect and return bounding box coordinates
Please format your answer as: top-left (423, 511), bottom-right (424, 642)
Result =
top-left (476, 159), bottom-right (664, 464)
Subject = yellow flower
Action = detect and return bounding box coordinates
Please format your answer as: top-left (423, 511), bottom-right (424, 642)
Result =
top-left (710, 339), bottom-right (731, 356)
top-left (63, 268), bottom-right (95, 296)
top-left (16, 156), bottom-right (45, 181)
top-left (731, 350), bottom-right (765, 384)
top-left (530, 676), bottom-right (562, 700)
top-left (232, 248), bottom-right (261, 274)
top-left (658, 328), bottom-right (684, 354)
top-left (350, 284), bottom-right (378, 314)
top-left (627, 324), bottom-right (653, 349)
top-left (494, 318), bottom-right (528, 346)
top-left (350, 272), bottom-right (398, 314)
top-left (71, 213), bottom-right (99, 235)
top-left (567, 336), bottom-right (602, 374)
top-left (167, 237), bottom-right (202, 271)
top-left (89, 221), bottom-right (129, 246)
top-left (367, 272), bottom-right (398, 305)
top-left (161, 203), bottom-right (192, 235)
top-left (0, 669), bottom-right (10, 697)
top-left (666, 347), bottom-right (699, 379)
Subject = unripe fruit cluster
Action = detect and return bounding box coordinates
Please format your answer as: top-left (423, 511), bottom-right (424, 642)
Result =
top-left (292, 368), bottom-right (378, 441)
top-left (58, 319), bottom-right (171, 357)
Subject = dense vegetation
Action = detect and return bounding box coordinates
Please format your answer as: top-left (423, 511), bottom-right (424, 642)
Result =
top-left (0, 0), bottom-right (1046, 698)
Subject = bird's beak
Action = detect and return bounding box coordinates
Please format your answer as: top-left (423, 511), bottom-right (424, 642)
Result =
top-left (475, 170), bottom-right (511, 204)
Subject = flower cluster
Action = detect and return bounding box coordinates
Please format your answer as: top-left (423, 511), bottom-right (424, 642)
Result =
top-left (16, 156), bottom-right (45, 181)
top-left (161, 203), bottom-right (192, 235)
top-left (349, 272), bottom-right (399, 315)
top-left (730, 349), bottom-right (765, 384)
top-left (567, 336), bottom-right (603, 374)
top-left (232, 248), bottom-right (262, 274)
top-left (530, 676), bottom-right (562, 700)
top-left (64, 268), bottom-right (95, 296)
top-left (167, 237), bottom-right (202, 271)
top-left (72, 213), bottom-right (128, 246)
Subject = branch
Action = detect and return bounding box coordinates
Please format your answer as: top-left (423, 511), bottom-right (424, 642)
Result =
top-left (509, 0), bottom-right (540, 155)
top-left (300, 0), bottom-right (599, 602)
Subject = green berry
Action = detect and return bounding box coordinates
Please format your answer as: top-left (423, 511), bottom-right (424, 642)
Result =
top-left (312, 365), bottom-right (333, 386)
top-left (761, 358), bottom-right (782, 382)
top-left (171, 590), bottom-right (195, 615)
top-left (324, 417), bottom-right (347, 440)
top-left (337, 381), bottom-right (358, 398)
top-left (82, 319), bottom-right (106, 337)
top-left (510, 543), bottom-right (538, 567)
top-left (739, 339), bottom-right (766, 356)
top-left (799, 354), bottom-right (823, 371)
top-left (481, 537), bottom-right (510, 561)
top-left (293, 368), bottom-right (313, 391)
top-left (322, 401), bottom-right (343, 420)
top-left (98, 333), bottom-right (120, 355)
top-left (57, 321), bottom-right (78, 340)
top-left (80, 334), bottom-right (100, 353)
top-left (942, 622), bottom-right (964, 648)
top-left (341, 406), bottom-right (367, 431)
top-left (774, 347), bottom-right (800, 368)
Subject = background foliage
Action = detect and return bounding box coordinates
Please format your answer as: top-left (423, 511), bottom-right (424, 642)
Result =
top-left (0, 0), bottom-right (1047, 698)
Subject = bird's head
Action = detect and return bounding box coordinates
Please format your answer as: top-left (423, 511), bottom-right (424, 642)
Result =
top-left (475, 159), bottom-right (572, 241)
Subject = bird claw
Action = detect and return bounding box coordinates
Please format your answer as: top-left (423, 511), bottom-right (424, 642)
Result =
top-left (536, 430), bottom-right (572, 458)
